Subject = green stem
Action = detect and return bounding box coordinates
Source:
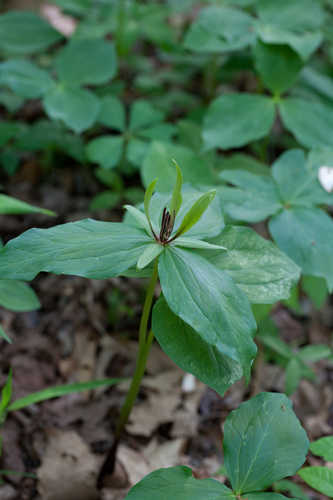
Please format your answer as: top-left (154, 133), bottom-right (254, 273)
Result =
top-left (115, 260), bottom-right (159, 438)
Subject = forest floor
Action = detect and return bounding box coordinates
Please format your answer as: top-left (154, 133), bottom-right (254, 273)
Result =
top-left (0, 164), bottom-right (332, 500)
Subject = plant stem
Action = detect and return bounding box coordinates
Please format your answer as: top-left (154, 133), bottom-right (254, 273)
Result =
top-left (115, 260), bottom-right (159, 438)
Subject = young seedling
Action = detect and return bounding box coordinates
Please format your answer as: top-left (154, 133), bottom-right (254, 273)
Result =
top-left (124, 392), bottom-right (309, 500)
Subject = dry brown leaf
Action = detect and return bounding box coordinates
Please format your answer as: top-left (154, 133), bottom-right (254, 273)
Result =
top-left (37, 429), bottom-right (100, 500)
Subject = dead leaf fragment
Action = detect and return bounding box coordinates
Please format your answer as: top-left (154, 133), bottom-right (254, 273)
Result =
top-left (37, 429), bottom-right (100, 500)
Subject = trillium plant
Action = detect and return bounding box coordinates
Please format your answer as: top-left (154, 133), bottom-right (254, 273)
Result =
top-left (0, 164), bottom-right (301, 480)
top-left (0, 165), bottom-right (299, 425)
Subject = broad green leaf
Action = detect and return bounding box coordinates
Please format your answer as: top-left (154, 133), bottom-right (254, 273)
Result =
top-left (0, 60), bottom-right (55, 99)
top-left (279, 98), bottom-right (333, 149)
top-left (298, 467), bottom-right (333, 497)
top-left (271, 149), bottom-right (333, 207)
top-left (142, 141), bottom-right (215, 192)
top-left (98, 96), bottom-right (126, 131)
top-left (124, 205), bottom-right (151, 234)
top-left (144, 178), bottom-right (158, 236)
top-left (223, 392), bottom-right (309, 494)
top-left (0, 326), bottom-right (11, 344)
top-left (184, 6), bottom-right (255, 53)
top-left (8, 378), bottom-right (122, 412)
top-left (256, 0), bottom-right (325, 31)
top-left (256, 25), bottom-right (322, 63)
top-left (0, 220), bottom-right (152, 281)
top-left (169, 161), bottom-right (183, 218)
top-left (44, 85), bottom-right (100, 133)
top-left (203, 94), bottom-right (276, 150)
top-left (125, 466), bottom-right (234, 500)
top-left (204, 226), bottom-right (300, 304)
top-left (129, 99), bottom-right (164, 131)
top-left (219, 171), bottom-right (282, 222)
top-left (55, 39), bottom-right (117, 85)
top-left (137, 243), bottom-right (163, 270)
top-left (0, 280), bottom-right (40, 312)
top-left (172, 237), bottom-right (226, 251)
top-left (310, 436), bottom-right (333, 461)
top-left (254, 41), bottom-right (303, 95)
top-left (86, 136), bottom-right (124, 169)
top-left (269, 207), bottom-right (333, 291)
top-left (158, 248), bottom-right (257, 381)
top-left (255, 0), bottom-right (325, 60)
top-left (174, 190), bottom-right (216, 238)
top-left (143, 187), bottom-right (224, 241)
top-left (0, 11), bottom-right (62, 55)
top-left (153, 297), bottom-right (243, 395)
top-left (285, 358), bottom-right (302, 395)
top-left (216, 153), bottom-right (270, 176)
top-left (0, 194), bottom-right (55, 216)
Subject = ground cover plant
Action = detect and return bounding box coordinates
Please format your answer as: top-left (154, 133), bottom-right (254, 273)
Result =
top-left (0, 0), bottom-right (333, 498)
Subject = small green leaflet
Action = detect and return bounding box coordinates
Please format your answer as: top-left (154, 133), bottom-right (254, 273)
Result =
top-left (169, 160), bottom-right (183, 219)
top-left (310, 436), bottom-right (333, 461)
top-left (8, 378), bottom-right (123, 412)
top-left (137, 243), bottom-right (164, 270)
top-left (298, 467), bottom-right (333, 497)
top-left (144, 178), bottom-right (158, 237)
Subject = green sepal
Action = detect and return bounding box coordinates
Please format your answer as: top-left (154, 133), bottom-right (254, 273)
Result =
top-left (174, 190), bottom-right (216, 239)
top-left (144, 178), bottom-right (158, 237)
top-left (137, 243), bottom-right (164, 270)
top-left (169, 160), bottom-right (183, 220)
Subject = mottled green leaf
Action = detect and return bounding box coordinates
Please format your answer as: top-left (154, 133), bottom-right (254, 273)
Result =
top-left (205, 226), bottom-right (300, 304)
